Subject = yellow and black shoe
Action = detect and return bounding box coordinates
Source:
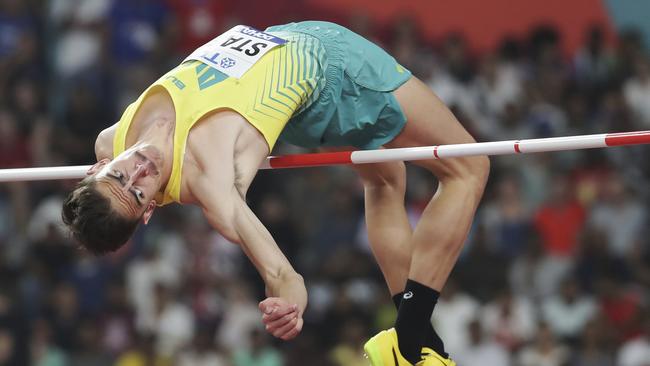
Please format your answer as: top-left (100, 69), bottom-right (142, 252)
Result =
top-left (364, 329), bottom-right (457, 366)
top-left (419, 347), bottom-right (456, 366)
top-left (364, 328), bottom-right (414, 365)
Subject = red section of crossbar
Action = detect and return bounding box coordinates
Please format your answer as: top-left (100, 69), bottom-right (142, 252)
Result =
top-left (605, 131), bottom-right (650, 146)
top-left (268, 151), bottom-right (353, 168)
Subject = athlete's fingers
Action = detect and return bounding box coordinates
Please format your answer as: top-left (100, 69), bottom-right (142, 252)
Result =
top-left (265, 310), bottom-right (297, 331)
top-left (259, 298), bottom-right (295, 316)
top-left (270, 316), bottom-right (298, 338)
top-left (262, 306), bottom-right (296, 324)
top-left (259, 298), bottom-right (282, 314)
top-left (280, 318), bottom-right (303, 340)
top-left (263, 303), bottom-right (297, 322)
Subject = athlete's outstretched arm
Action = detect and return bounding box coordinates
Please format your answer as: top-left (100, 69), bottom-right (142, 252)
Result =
top-left (187, 110), bottom-right (306, 339)
top-left (194, 180), bottom-right (307, 340)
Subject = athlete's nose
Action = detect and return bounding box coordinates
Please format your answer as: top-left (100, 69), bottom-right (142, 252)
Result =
top-left (124, 164), bottom-right (147, 191)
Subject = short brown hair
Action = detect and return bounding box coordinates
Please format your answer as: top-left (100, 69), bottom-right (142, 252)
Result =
top-left (62, 177), bottom-right (139, 254)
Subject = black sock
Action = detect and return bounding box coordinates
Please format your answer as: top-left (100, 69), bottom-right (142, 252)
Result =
top-left (394, 280), bottom-right (444, 363)
top-left (392, 291), bottom-right (448, 359)
top-left (392, 292), bottom-right (404, 309)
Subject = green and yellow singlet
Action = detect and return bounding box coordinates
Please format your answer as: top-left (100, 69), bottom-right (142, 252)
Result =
top-left (113, 30), bottom-right (326, 205)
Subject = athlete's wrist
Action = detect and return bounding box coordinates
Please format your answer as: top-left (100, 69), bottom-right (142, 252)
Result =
top-left (265, 270), bottom-right (307, 310)
top-left (265, 267), bottom-right (302, 294)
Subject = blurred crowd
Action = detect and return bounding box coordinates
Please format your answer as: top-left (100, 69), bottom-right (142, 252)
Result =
top-left (1, 1), bottom-right (650, 366)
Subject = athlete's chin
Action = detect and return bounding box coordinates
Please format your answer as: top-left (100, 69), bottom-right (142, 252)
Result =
top-left (143, 182), bottom-right (161, 198)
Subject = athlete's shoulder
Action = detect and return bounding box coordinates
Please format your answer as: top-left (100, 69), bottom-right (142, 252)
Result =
top-left (95, 123), bottom-right (118, 160)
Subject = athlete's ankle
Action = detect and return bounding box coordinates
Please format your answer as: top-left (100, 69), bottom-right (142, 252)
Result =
top-left (394, 279), bottom-right (441, 363)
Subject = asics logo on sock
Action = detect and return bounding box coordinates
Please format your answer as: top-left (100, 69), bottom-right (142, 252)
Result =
top-left (403, 291), bottom-right (413, 299)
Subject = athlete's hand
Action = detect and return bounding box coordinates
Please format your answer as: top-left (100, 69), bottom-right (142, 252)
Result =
top-left (259, 297), bottom-right (304, 340)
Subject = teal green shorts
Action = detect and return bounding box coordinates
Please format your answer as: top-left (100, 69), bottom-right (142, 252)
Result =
top-left (266, 21), bottom-right (412, 149)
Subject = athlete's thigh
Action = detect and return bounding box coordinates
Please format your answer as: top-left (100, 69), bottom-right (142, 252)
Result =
top-left (387, 76), bottom-right (480, 178)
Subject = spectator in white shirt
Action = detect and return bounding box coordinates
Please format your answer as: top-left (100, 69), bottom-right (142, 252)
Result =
top-left (589, 175), bottom-right (645, 257)
top-left (149, 283), bottom-right (194, 358)
top-left (623, 56), bottom-right (650, 127)
top-left (431, 279), bottom-right (481, 356)
top-left (481, 288), bottom-right (538, 351)
top-left (542, 277), bottom-right (597, 343)
top-left (518, 322), bottom-right (570, 366)
top-left (454, 319), bottom-right (510, 366)
top-left (618, 312), bottom-right (650, 366)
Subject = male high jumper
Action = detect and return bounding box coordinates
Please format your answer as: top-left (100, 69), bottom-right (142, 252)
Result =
top-left (62, 21), bottom-right (489, 365)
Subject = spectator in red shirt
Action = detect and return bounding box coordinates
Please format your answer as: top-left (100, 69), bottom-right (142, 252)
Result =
top-left (166, 0), bottom-right (232, 55)
top-left (0, 109), bottom-right (30, 168)
top-left (534, 175), bottom-right (586, 256)
top-left (597, 277), bottom-right (644, 343)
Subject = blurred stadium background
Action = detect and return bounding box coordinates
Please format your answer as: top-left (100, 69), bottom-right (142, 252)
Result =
top-left (1, 0), bottom-right (650, 365)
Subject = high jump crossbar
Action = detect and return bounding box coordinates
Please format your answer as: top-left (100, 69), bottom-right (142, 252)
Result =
top-left (1, 130), bottom-right (649, 182)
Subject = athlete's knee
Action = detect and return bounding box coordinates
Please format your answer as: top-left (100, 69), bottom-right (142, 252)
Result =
top-left (466, 155), bottom-right (490, 190)
top-left (420, 155), bottom-right (489, 198)
top-left (453, 155), bottom-right (490, 198)
top-left (354, 162), bottom-right (406, 188)
top-left (354, 161), bottom-right (406, 192)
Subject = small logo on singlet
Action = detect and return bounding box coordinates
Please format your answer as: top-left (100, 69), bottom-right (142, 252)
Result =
top-left (220, 57), bottom-right (236, 68)
top-left (165, 75), bottom-right (185, 90)
top-left (403, 291), bottom-right (413, 300)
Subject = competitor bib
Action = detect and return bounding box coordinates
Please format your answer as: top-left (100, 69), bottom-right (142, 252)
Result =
top-left (183, 25), bottom-right (287, 79)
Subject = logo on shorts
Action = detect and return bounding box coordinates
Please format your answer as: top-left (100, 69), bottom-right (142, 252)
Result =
top-left (403, 291), bottom-right (413, 300)
top-left (220, 57), bottom-right (236, 68)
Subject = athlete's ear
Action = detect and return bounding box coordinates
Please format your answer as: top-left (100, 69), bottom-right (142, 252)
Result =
top-left (87, 158), bottom-right (111, 175)
top-left (142, 200), bottom-right (157, 225)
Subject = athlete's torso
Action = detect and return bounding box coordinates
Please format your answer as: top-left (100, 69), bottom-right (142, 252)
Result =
top-left (113, 27), bottom-right (326, 205)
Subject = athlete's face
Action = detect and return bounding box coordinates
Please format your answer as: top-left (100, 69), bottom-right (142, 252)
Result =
top-left (89, 146), bottom-right (162, 222)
